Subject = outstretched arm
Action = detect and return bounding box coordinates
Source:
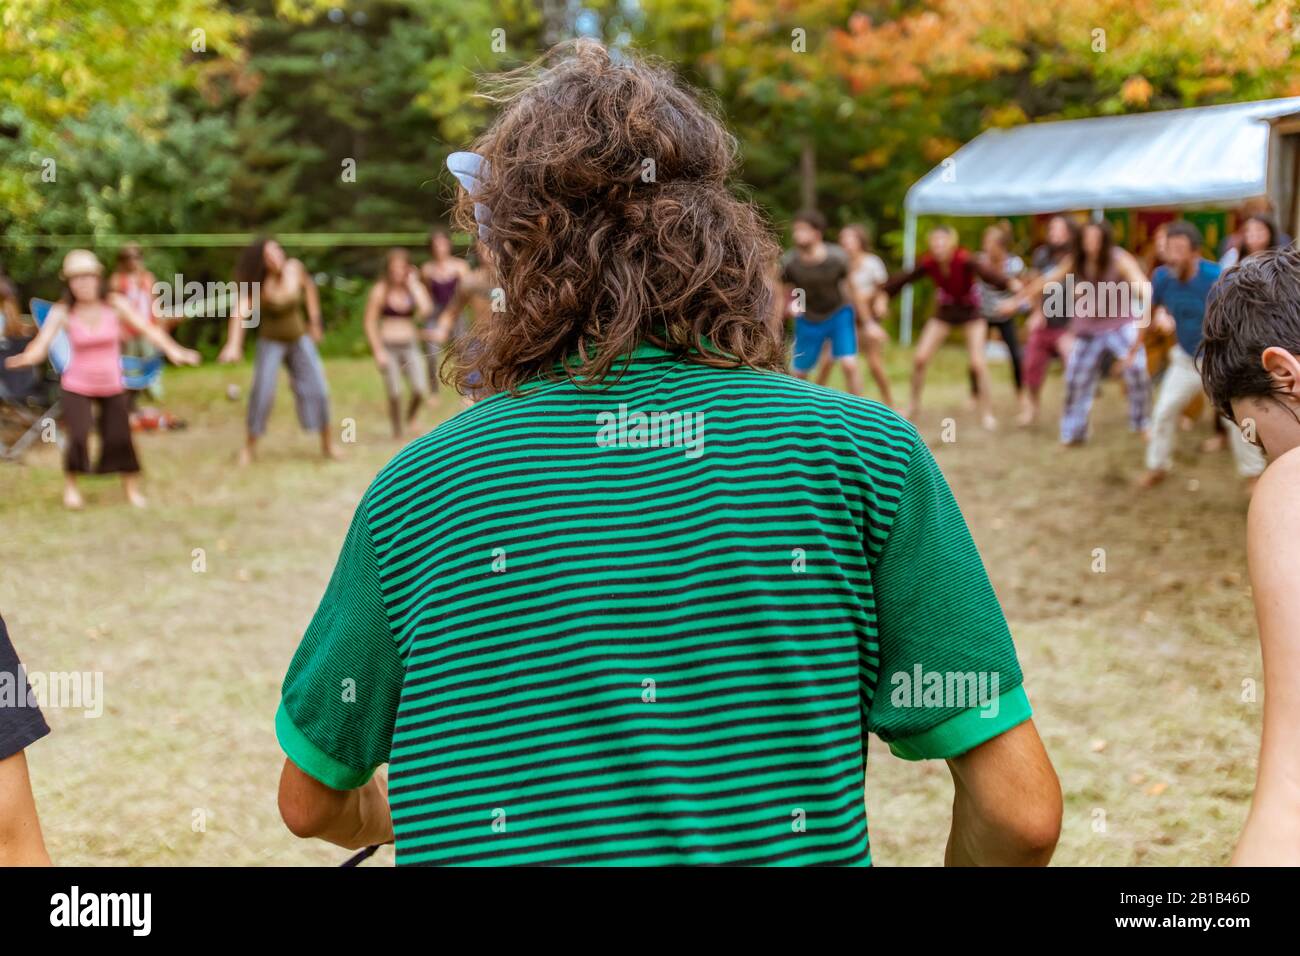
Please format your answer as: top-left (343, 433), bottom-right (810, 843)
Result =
top-left (110, 293), bottom-right (199, 366)
top-left (3, 303), bottom-right (67, 369)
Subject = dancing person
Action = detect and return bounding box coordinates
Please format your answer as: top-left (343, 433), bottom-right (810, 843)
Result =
top-left (0, 262), bottom-right (23, 339)
top-left (817, 223), bottom-right (892, 404)
top-left (419, 229), bottom-right (471, 390)
top-left (107, 243), bottom-right (163, 415)
top-left (0, 615), bottom-right (50, 866)
top-left (429, 242), bottom-right (498, 406)
top-left (1198, 246), bottom-right (1300, 864)
top-left (1014, 214), bottom-right (1077, 426)
top-left (882, 224), bottom-right (1011, 429)
top-left (219, 238), bottom-right (337, 465)
top-left (781, 211), bottom-right (865, 396)
top-left (973, 222), bottom-right (1025, 403)
top-left (274, 41), bottom-right (1060, 867)
top-left (1220, 200), bottom-right (1291, 268)
top-left (1138, 221), bottom-right (1264, 490)
top-left (1005, 220), bottom-right (1150, 446)
top-left (4, 250), bottom-right (199, 509)
top-left (364, 248), bottom-right (434, 439)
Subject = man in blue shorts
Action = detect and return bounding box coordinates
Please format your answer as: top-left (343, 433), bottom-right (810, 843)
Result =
top-left (781, 210), bottom-right (865, 395)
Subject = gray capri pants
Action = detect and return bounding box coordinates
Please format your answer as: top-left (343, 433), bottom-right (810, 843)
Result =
top-left (247, 334), bottom-right (330, 437)
top-left (381, 339), bottom-right (430, 400)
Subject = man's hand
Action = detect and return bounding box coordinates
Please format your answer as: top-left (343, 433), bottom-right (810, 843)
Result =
top-left (945, 719), bottom-right (1061, 866)
top-left (1153, 307), bottom-right (1175, 336)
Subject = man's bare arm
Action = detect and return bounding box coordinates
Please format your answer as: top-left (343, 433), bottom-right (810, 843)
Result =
top-left (945, 719), bottom-right (1062, 866)
top-left (0, 750), bottom-right (51, 866)
top-left (1233, 449), bottom-right (1300, 865)
top-left (277, 759), bottom-right (393, 851)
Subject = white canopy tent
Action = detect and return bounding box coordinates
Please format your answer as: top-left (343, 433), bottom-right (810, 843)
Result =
top-left (898, 97), bottom-right (1300, 342)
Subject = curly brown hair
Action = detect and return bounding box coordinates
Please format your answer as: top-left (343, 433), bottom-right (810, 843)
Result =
top-left (447, 40), bottom-right (783, 395)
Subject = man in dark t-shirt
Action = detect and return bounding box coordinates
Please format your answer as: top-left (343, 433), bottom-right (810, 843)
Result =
top-left (0, 615), bottom-right (51, 865)
top-left (781, 210), bottom-right (865, 395)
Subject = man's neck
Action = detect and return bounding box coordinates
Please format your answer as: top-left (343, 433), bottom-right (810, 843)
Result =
top-left (798, 241), bottom-right (827, 263)
top-left (1177, 256), bottom-right (1200, 282)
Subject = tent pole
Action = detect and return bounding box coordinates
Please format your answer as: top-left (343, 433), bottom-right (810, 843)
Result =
top-left (901, 210), bottom-right (917, 346)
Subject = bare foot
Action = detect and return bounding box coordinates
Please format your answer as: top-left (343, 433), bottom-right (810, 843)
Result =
top-left (1016, 409), bottom-right (1036, 428)
top-left (1201, 434), bottom-right (1227, 454)
top-left (904, 404), bottom-right (919, 421)
top-left (126, 488), bottom-right (148, 509)
top-left (322, 445), bottom-right (344, 461)
top-left (63, 486), bottom-right (84, 510)
top-left (981, 414), bottom-right (998, 432)
top-left (1137, 469), bottom-right (1167, 489)
top-left (237, 445), bottom-right (254, 467)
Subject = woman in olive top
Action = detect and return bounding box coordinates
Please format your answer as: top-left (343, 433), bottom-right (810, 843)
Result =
top-left (274, 40), bottom-right (1060, 868)
top-left (220, 237), bottom-right (337, 465)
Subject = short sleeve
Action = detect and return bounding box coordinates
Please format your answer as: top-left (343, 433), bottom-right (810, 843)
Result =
top-left (1150, 268), bottom-right (1168, 309)
top-left (867, 256), bottom-right (888, 287)
top-left (0, 617), bottom-right (50, 761)
top-left (866, 440), bottom-right (1030, 760)
top-left (276, 497), bottom-right (405, 790)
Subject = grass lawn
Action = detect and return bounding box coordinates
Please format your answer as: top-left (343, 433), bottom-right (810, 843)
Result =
top-left (0, 343), bottom-right (1262, 865)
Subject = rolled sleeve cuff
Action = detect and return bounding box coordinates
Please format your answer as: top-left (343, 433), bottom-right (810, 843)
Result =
top-left (275, 701), bottom-right (375, 791)
top-left (887, 685), bottom-right (1032, 761)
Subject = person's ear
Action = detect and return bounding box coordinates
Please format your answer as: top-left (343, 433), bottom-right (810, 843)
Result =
top-left (1261, 346), bottom-right (1300, 398)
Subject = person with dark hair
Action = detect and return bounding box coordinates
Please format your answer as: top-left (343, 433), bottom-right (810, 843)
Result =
top-left (1138, 221), bottom-right (1264, 489)
top-left (219, 237), bottom-right (337, 465)
top-left (781, 210), bottom-right (865, 395)
top-left (1005, 220), bottom-right (1150, 446)
top-left (0, 261), bottom-right (23, 339)
top-left (364, 248), bottom-right (434, 438)
top-left (1198, 246), bottom-right (1300, 864)
top-left (973, 221), bottom-right (1026, 402)
top-left (4, 249), bottom-right (199, 509)
top-left (108, 242), bottom-right (162, 415)
top-left (882, 224), bottom-right (1012, 429)
top-left (1220, 205), bottom-right (1289, 269)
top-left (0, 615), bottom-right (51, 865)
top-left (821, 223), bottom-right (892, 404)
top-left (419, 228), bottom-right (470, 390)
top-left (273, 40), bottom-right (1059, 867)
top-left (1010, 214), bottom-right (1077, 427)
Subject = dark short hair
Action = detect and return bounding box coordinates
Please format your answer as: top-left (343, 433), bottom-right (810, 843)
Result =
top-left (1201, 245), bottom-right (1300, 420)
top-left (1165, 220), bottom-right (1203, 250)
top-left (792, 209), bottom-right (826, 234)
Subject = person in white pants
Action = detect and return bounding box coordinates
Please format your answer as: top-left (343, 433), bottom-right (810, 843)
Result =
top-left (1139, 221), bottom-right (1265, 490)
top-left (1144, 339), bottom-right (1265, 482)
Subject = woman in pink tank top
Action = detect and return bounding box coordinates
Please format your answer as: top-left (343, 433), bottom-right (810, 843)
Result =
top-left (4, 249), bottom-right (200, 510)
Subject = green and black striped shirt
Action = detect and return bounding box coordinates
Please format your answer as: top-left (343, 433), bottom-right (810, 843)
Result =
top-left (277, 341), bottom-right (1030, 865)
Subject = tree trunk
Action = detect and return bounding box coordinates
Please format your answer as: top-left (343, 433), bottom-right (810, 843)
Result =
top-left (799, 139), bottom-right (816, 211)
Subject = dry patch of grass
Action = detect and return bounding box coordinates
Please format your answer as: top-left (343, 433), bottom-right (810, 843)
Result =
top-left (0, 346), bottom-right (1260, 865)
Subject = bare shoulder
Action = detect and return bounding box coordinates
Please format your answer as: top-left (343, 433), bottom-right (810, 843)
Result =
top-left (1249, 448), bottom-right (1300, 539)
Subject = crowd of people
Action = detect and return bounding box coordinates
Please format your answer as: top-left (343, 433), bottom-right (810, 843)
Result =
top-left (775, 204), bottom-right (1286, 493)
top-left (0, 231), bottom-right (480, 504)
